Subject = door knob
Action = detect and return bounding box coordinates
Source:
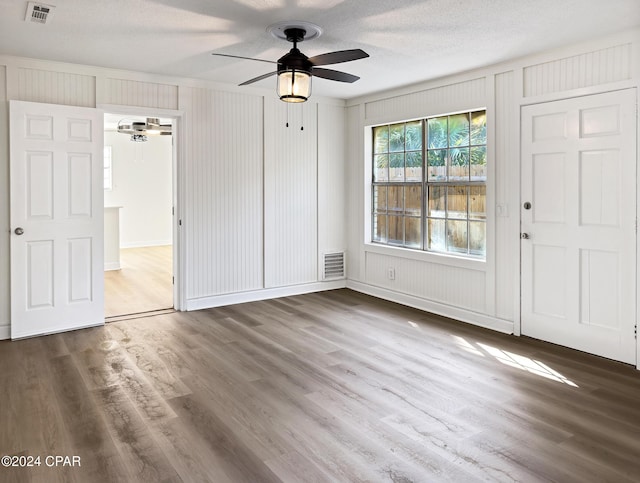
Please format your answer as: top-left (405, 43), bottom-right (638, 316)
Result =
top-left (520, 233), bottom-right (530, 239)
top-left (523, 202), bottom-right (532, 210)
top-left (14, 227), bottom-right (24, 235)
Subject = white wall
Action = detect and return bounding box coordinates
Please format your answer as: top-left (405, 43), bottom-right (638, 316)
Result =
top-left (104, 130), bottom-right (173, 248)
top-left (0, 56), bottom-right (347, 337)
top-left (345, 29), bottom-right (640, 336)
top-left (0, 66), bottom-right (9, 339)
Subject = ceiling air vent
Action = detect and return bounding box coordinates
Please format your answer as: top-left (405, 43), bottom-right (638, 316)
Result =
top-left (323, 252), bottom-right (345, 280)
top-left (25, 2), bottom-right (56, 24)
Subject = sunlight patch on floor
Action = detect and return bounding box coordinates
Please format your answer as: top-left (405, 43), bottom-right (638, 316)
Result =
top-left (451, 335), bottom-right (578, 387)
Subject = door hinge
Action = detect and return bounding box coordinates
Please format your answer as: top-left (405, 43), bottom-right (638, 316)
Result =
top-left (172, 207), bottom-right (174, 216)
top-left (172, 276), bottom-right (175, 285)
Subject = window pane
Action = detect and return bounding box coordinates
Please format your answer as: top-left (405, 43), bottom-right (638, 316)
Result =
top-left (448, 113), bottom-right (470, 147)
top-left (447, 220), bottom-right (468, 254)
top-left (428, 218), bottom-right (446, 251)
top-left (447, 186), bottom-right (468, 219)
top-left (428, 186), bottom-right (446, 218)
top-left (373, 126), bottom-right (389, 154)
top-left (428, 117), bottom-right (448, 148)
top-left (389, 153), bottom-right (404, 181)
top-left (389, 123), bottom-right (405, 152)
top-left (388, 215), bottom-right (403, 245)
top-left (405, 185), bottom-right (422, 215)
top-left (405, 217), bottom-right (421, 248)
top-left (388, 185), bottom-right (402, 214)
top-left (470, 146), bottom-right (487, 181)
top-left (374, 154), bottom-right (388, 181)
top-left (449, 148), bottom-right (469, 181)
top-left (471, 111), bottom-right (487, 145)
top-left (469, 186), bottom-right (486, 220)
top-left (406, 151), bottom-right (422, 181)
top-left (370, 110), bottom-right (486, 259)
top-left (373, 214), bottom-right (387, 242)
top-left (470, 221), bottom-right (486, 256)
top-left (427, 149), bottom-right (446, 181)
top-left (405, 121), bottom-right (422, 150)
top-left (373, 185), bottom-right (387, 213)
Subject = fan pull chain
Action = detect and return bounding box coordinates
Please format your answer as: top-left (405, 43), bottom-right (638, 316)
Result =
top-left (286, 103), bottom-right (290, 127)
top-left (300, 103), bottom-right (304, 131)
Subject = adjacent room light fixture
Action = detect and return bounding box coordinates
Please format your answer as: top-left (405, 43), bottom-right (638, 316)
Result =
top-left (117, 118), bottom-right (172, 141)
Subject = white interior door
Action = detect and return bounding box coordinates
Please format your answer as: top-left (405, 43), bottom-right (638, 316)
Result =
top-left (10, 100), bottom-right (104, 339)
top-left (521, 89), bottom-right (637, 364)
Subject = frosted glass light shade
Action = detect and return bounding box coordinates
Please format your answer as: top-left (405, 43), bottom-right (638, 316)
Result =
top-left (277, 69), bottom-right (311, 102)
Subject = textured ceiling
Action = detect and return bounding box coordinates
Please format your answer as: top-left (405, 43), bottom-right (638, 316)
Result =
top-left (1, 0), bottom-right (639, 99)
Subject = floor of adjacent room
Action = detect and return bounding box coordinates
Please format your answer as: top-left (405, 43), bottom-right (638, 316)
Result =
top-left (0, 289), bottom-right (638, 482)
top-left (104, 245), bottom-right (173, 318)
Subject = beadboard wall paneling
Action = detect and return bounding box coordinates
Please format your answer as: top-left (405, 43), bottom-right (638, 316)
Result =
top-left (365, 252), bottom-right (487, 313)
top-left (181, 87), bottom-right (264, 299)
top-left (317, 103), bottom-right (347, 273)
top-left (104, 78), bottom-right (179, 109)
top-left (353, 76), bottom-right (491, 320)
top-left (264, 100), bottom-right (318, 288)
top-left (346, 105), bottom-right (363, 282)
top-left (494, 71), bottom-right (516, 321)
top-left (17, 68), bottom-right (96, 107)
top-left (523, 43), bottom-right (632, 97)
top-left (364, 77), bottom-right (487, 122)
top-left (0, 65), bottom-right (9, 335)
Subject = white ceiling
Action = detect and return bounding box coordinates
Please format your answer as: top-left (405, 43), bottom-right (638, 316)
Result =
top-left (1, 0), bottom-right (639, 100)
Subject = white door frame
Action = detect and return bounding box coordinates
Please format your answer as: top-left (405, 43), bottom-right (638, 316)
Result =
top-left (518, 87), bottom-right (639, 369)
top-left (98, 104), bottom-right (184, 311)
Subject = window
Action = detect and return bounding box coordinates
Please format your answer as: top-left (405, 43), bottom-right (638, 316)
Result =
top-left (371, 109), bottom-right (487, 258)
top-left (104, 145), bottom-right (112, 191)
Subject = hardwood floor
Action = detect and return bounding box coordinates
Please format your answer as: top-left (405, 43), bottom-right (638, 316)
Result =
top-left (104, 245), bottom-right (173, 318)
top-left (1, 289), bottom-right (639, 482)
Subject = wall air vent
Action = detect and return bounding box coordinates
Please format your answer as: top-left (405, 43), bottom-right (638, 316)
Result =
top-left (25, 2), bottom-right (56, 24)
top-left (323, 252), bottom-right (345, 280)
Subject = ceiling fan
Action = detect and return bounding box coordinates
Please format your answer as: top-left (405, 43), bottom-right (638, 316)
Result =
top-left (212, 22), bottom-right (369, 103)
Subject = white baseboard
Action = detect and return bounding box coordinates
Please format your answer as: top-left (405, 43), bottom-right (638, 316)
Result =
top-left (0, 324), bottom-right (10, 340)
top-left (185, 280), bottom-right (347, 311)
top-left (347, 280), bottom-right (514, 334)
top-left (104, 262), bottom-right (121, 271)
top-left (120, 240), bottom-right (172, 249)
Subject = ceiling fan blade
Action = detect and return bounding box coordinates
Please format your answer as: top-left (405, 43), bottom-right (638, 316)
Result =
top-left (312, 68), bottom-right (360, 83)
top-left (308, 49), bottom-right (369, 66)
top-left (239, 71), bottom-right (277, 86)
top-left (211, 53), bottom-right (277, 64)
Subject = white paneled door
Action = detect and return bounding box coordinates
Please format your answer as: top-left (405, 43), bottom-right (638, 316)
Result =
top-left (10, 101), bottom-right (104, 339)
top-left (521, 89), bottom-right (637, 364)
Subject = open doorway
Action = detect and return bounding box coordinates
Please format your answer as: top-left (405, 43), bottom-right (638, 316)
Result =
top-left (103, 113), bottom-right (175, 318)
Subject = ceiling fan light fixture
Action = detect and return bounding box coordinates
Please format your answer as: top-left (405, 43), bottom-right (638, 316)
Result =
top-left (277, 68), bottom-right (311, 103)
top-left (117, 117), bottom-right (172, 138)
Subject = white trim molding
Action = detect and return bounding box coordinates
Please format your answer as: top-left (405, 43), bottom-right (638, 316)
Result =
top-left (185, 280), bottom-right (347, 311)
top-left (347, 280), bottom-right (514, 334)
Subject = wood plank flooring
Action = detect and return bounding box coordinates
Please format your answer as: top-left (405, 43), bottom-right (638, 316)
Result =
top-left (1, 289), bottom-right (639, 482)
top-left (104, 245), bottom-right (173, 318)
